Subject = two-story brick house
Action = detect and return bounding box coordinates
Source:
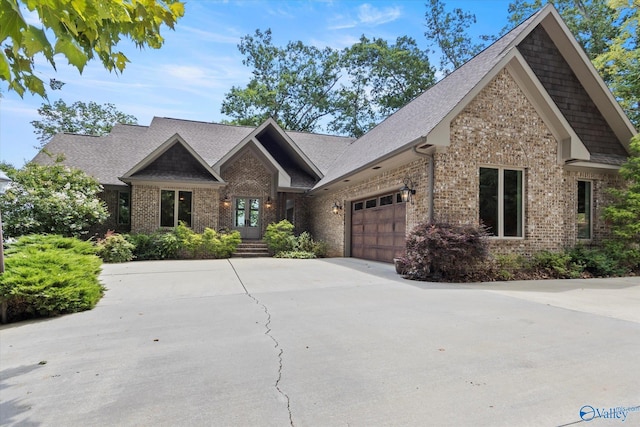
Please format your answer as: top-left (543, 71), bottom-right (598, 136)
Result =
top-left (35, 5), bottom-right (636, 263)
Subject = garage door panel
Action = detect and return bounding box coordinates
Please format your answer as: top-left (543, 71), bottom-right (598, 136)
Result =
top-left (351, 194), bottom-right (407, 264)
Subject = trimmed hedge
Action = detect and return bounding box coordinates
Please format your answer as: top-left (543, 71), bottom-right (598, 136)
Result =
top-left (0, 235), bottom-right (104, 323)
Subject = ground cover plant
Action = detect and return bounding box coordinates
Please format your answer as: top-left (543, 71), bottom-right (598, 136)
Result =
top-left (0, 235), bottom-right (104, 323)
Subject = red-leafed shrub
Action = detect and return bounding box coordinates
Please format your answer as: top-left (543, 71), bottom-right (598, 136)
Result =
top-left (400, 222), bottom-right (490, 281)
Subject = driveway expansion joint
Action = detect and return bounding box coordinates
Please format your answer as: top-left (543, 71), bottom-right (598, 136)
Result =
top-left (227, 260), bottom-right (294, 426)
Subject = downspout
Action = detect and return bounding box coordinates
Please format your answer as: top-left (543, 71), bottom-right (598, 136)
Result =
top-left (412, 138), bottom-right (435, 223)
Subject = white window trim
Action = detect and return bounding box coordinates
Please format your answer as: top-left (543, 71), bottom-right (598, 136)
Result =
top-left (159, 189), bottom-right (193, 228)
top-left (480, 166), bottom-right (525, 239)
top-left (577, 180), bottom-right (593, 241)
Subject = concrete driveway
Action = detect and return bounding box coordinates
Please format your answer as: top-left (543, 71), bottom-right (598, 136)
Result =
top-left (1, 258), bottom-right (639, 426)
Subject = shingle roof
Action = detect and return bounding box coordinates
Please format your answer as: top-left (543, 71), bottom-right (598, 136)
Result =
top-left (34, 118), bottom-right (353, 186)
top-left (312, 8), bottom-right (545, 190)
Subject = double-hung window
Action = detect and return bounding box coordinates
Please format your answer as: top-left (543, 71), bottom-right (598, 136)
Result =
top-left (479, 167), bottom-right (524, 237)
top-left (577, 180), bottom-right (592, 239)
top-left (160, 190), bottom-right (192, 227)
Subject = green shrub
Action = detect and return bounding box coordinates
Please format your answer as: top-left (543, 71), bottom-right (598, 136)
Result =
top-left (125, 233), bottom-right (157, 260)
top-left (96, 231), bottom-right (135, 263)
top-left (0, 235), bottom-right (104, 323)
top-left (312, 240), bottom-right (329, 258)
top-left (602, 240), bottom-right (640, 273)
top-left (126, 225), bottom-right (241, 260)
top-left (0, 158), bottom-right (109, 238)
top-left (126, 231), bottom-right (179, 260)
top-left (530, 250), bottom-right (583, 279)
top-left (292, 231), bottom-right (328, 258)
top-left (264, 220), bottom-right (295, 255)
top-left (492, 253), bottom-right (527, 281)
top-left (216, 229), bottom-right (242, 258)
top-left (275, 251), bottom-right (317, 259)
top-left (264, 227), bottom-right (328, 258)
top-left (401, 222), bottom-right (490, 281)
top-left (566, 241), bottom-right (640, 277)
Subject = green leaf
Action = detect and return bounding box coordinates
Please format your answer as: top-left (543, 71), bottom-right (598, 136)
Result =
top-left (0, 50), bottom-right (11, 81)
top-left (54, 36), bottom-right (89, 72)
top-left (0, 0), bottom-right (27, 43)
top-left (22, 26), bottom-right (54, 61)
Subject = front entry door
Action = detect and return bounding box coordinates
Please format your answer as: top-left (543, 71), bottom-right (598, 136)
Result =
top-left (234, 197), bottom-right (261, 239)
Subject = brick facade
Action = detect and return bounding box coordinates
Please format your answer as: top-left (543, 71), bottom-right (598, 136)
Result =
top-left (130, 184), bottom-right (221, 234)
top-left (313, 67), bottom-right (623, 258)
top-left (219, 147), bottom-right (278, 237)
top-left (309, 158), bottom-right (431, 257)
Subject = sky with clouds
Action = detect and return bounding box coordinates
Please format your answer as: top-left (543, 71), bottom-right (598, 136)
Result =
top-left (0, 0), bottom-right (513, 167)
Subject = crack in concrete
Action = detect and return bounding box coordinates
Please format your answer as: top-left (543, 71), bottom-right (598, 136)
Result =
top-left (228, 260), bottom-right (294, 426)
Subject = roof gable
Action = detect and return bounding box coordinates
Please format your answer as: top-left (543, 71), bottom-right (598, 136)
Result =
top-left (120, 133), bottom-right (224, 185)
top-left (213, 118), bottom-right (332, 189)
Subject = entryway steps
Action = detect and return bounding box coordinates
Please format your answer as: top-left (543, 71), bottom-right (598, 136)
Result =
top-left (233, 241), bottom-right (270, 258)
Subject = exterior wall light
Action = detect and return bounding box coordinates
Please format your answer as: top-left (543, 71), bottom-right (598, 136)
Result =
top-left (222, 194), bottom-right (231, 207)
top-left (400, 178), bottom-right (416, 204)
top-left (331, 200), bottom-right (343, 215)
top-left (265, 196), bottom-right (273, 209)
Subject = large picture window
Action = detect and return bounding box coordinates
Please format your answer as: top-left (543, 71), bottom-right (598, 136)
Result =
top-left (160, 190), bottom-right (192, 227)
top-left (118, 191), bottom-right (130, 225)
top-left (577, 180), bottom-right (592, 239)
top-left (479, 167), bottom-right (524, 237)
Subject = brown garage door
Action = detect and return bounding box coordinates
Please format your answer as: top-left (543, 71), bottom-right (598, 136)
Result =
top-left (351, 193), bottom-right (407, 263)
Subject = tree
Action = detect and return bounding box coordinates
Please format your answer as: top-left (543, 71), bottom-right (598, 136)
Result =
top-left (31, 99), bottom-right (138, 146)
top-left (0, 156), bottom-right (108, 238)
top-left (330, 36), bottom-right (436, 137)
top-left (0, 0), bottom-right (185, 98)
top-left (604, 135), bottom-right (640, 243)
top-left (221, 29), bottom-right (341, 132)
top-left (505, 1), bottom-right (637, 126)
top-left (505, 0), bottom-right (619, 60)
top-left (593, 0), bottom-right (639, 127)
top-left (424, 0), bottom-right (487, 75)
top-left (222, 30), bottom-right (436, 137)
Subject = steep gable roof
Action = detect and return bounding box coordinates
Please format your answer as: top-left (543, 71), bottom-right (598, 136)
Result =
top-left (312, 4), bottom-right (636, 191)
top-left (120, 133), bottom-right (224, 185)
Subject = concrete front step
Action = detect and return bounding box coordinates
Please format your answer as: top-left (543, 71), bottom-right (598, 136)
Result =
top-left (233, 241), bottom-right (270, 258)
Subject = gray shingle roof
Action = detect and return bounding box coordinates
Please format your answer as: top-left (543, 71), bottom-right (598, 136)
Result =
top-left (312, 9), bottom-right (544, 190)
top-left (34, 117), bottom-right (353, 187)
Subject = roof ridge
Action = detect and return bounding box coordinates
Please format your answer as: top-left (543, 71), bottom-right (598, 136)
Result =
top-left (154, 116), bottom-right (257, 130)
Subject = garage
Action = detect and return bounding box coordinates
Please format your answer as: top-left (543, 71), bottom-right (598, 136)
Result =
top-left (351, 192), bottom-right (407, 263)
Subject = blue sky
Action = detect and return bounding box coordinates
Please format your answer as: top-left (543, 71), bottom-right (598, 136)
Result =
top-left (0, 0), bottom-right (513, 167)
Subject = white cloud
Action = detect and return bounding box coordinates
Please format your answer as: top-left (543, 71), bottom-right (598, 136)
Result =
top-left (0, 99), bottom-right (39, 118)
top-left (327, 3), bottom-right (402, 30)
top-left (177, 26), bottom-right (240, 44)
top-left (357, 4), bottom-right (401, 26)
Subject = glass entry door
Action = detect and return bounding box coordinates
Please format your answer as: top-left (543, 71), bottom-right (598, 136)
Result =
top-left (234, 198), bottom-right (261, 239)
